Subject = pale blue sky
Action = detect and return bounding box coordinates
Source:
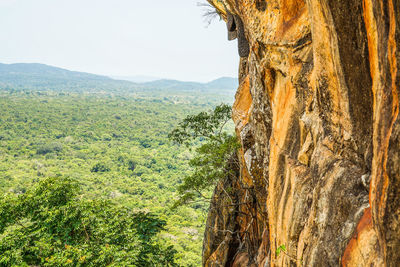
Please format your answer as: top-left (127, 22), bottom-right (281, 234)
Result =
top-left (0, 0), bottom-right (238, 82)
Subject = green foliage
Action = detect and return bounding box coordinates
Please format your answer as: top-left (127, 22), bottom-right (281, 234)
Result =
top-left (90, 162), bottom-right (111, 173)
top-left (36, 142), bottom-right (63, 155)
top-left (127, 160), bottom-right (137, 171)
top-left (276, 244), bottom-right (286, 257)
top-left (0, 176), bottom-right (176, 266)
top-left (169, 104), bottom-right (239, 206)
top-left (0, 92), bottom-right (235, 266)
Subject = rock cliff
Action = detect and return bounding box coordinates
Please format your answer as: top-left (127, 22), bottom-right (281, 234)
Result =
top-left (202, 0), bottom-right (400, 266)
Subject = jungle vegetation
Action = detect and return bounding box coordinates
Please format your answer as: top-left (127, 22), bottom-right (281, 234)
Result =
top-left (0, 69), bottom-right (235, 267)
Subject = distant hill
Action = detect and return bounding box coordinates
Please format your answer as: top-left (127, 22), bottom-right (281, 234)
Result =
top-left (0, 63), bottom-right (137, 93)
top-left (205, 77), bottom-right (238, 91)
top-left (141, 77), bottom-right (238, 92)
top-left (0, 63), bottom-right (238, 95)
top-left (0, 63), bottom-right (110, 81)
top-left (141, 79), bottom-right (205, 91)
top-left (110, 75), bottom-right (161, 83)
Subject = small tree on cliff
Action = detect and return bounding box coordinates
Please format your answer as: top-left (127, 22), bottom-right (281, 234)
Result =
top-left (169, 104), bottom-right (240, 207)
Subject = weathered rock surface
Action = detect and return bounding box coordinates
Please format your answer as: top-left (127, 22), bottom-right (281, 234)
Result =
top-left (203, 0), bottom-right (400, 266)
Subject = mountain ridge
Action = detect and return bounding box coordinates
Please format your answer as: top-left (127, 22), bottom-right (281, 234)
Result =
top-left (0, 63), bottom-right (112, 81)
top-left (0, 63), bottom-right (238, 93)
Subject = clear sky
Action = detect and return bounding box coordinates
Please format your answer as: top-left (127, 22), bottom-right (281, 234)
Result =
top-left (0, 0), bottom-right (239, 82)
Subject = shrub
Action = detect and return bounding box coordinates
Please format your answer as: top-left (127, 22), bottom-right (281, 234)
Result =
top-left (36, 142), bottom-right (63, 155)
top-left (127, 160), bottom-right (136, 171)
top-left (90, 162), bottom-right (111, 173)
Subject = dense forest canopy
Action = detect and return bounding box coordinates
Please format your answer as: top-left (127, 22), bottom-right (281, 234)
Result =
top-left (0, 64), bottom-right (237, 266)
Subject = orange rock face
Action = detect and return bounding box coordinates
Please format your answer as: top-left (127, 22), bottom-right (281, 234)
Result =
top-left (202, 0), bottom-right (400, 266)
